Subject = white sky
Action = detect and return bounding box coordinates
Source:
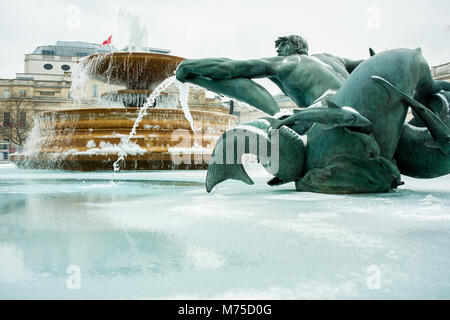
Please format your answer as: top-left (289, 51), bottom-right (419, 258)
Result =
top-left (0, 0), bottom-right (449, 83)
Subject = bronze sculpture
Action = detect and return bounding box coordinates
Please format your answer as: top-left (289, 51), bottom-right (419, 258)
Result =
top-left (176, 35), bottom-right (450, 194)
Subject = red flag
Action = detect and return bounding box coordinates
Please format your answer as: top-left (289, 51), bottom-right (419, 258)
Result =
top-left (101, 35), bottom-right (112, 47)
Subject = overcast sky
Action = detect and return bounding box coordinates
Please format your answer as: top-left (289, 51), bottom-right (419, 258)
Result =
top-left (1, 0), bottom-right (449, 81)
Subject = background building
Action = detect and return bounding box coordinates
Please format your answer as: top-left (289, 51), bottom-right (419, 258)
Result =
top-left (231, 93), bottom-right (300, 123)
top-left (0, 41), bottom-right (119, 151)
top-left (431, 62), bottom-right (450, 82)
top-left (19, 41), bottom-right (113, 81)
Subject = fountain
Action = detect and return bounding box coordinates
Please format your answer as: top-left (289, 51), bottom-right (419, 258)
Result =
top-left (2, 11), bottom-right (450, 298)
top-left (11, 45), bottom-right (237, 171)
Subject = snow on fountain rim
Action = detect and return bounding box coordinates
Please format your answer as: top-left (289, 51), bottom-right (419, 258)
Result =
top-left (67, 140), bottom-right (147, 156)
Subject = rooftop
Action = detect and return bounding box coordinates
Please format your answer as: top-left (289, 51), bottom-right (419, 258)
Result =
top-left (32, 41), bottom-right (114, 58)
top-left (31, 41), bottom-right (171, 58)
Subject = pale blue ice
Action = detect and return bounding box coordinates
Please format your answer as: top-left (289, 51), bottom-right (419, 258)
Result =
top-left (0, 163), bottom-right (449, 299)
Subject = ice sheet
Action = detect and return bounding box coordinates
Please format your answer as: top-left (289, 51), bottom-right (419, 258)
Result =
top-left (0, 163), bottom-right (449, 299)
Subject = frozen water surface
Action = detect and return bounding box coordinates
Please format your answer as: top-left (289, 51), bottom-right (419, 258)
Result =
top-left (0, 163), bottom-right (449, 299)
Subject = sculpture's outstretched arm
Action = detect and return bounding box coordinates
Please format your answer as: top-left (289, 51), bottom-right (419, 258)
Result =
top-left (176, 57), bottom-right (282, 115)
top-left (176, 57), bottom-right (280, 82)
top-left (179, 76), bottom-right (280, 116)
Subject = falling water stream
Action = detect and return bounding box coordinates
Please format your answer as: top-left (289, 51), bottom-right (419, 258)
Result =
top-left (177, 81), bottom-right (196, 131)
top-left (112, 76), bottom-right (197, 173)
top-left (112, 75), bottom-right (176, 172)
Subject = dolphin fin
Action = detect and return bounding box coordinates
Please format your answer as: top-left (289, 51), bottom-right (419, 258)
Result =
top-left (291, 122), bottom-right (314, 135)
top-left (206, 162), bottom-right (254, 193)
top-left (326, 100), bottom-right (341, 109)
top-left (369, 48), bottom-right (376, 57)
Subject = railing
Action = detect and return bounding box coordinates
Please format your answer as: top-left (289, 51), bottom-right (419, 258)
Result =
top-left (431, 62), bottom-right (450, 79)
top-left (0, 141), bottom-right (23, 161)
top-left (26, 54), bottom-right (78, 62)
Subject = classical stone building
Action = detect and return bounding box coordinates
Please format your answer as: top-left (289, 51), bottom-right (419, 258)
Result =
top-left (0, 41), bottom-right (119, 149)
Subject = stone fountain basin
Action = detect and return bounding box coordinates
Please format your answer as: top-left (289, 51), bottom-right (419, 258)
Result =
top-left (11, 108), bottom-right (238, 171)
top-left (81, 52), bottom-right (185, 90)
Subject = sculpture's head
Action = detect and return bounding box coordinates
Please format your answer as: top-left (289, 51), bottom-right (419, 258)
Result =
top-left (275, 35), bottom-right (309, 57)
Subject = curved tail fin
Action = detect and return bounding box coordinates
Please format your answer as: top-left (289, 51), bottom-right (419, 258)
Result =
top-left (206, 161), bottom-right (254, 193)
top-left (206, 121), bottom-right (271, 193)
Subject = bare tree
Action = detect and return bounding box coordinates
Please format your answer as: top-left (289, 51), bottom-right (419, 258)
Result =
top-left (0, 94), bottom-right (37, 146)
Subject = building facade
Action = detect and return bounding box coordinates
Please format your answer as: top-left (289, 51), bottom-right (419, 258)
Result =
top-left (18, 41), bottom-right (113, 82)
top-left (0, 41), bottom-right (120, 146)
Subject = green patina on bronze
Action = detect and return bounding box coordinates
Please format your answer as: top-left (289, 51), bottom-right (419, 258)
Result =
top-left (394, 92), bottom-right (450, 178)
top-left (176, 35), bottom-right (450, 194)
